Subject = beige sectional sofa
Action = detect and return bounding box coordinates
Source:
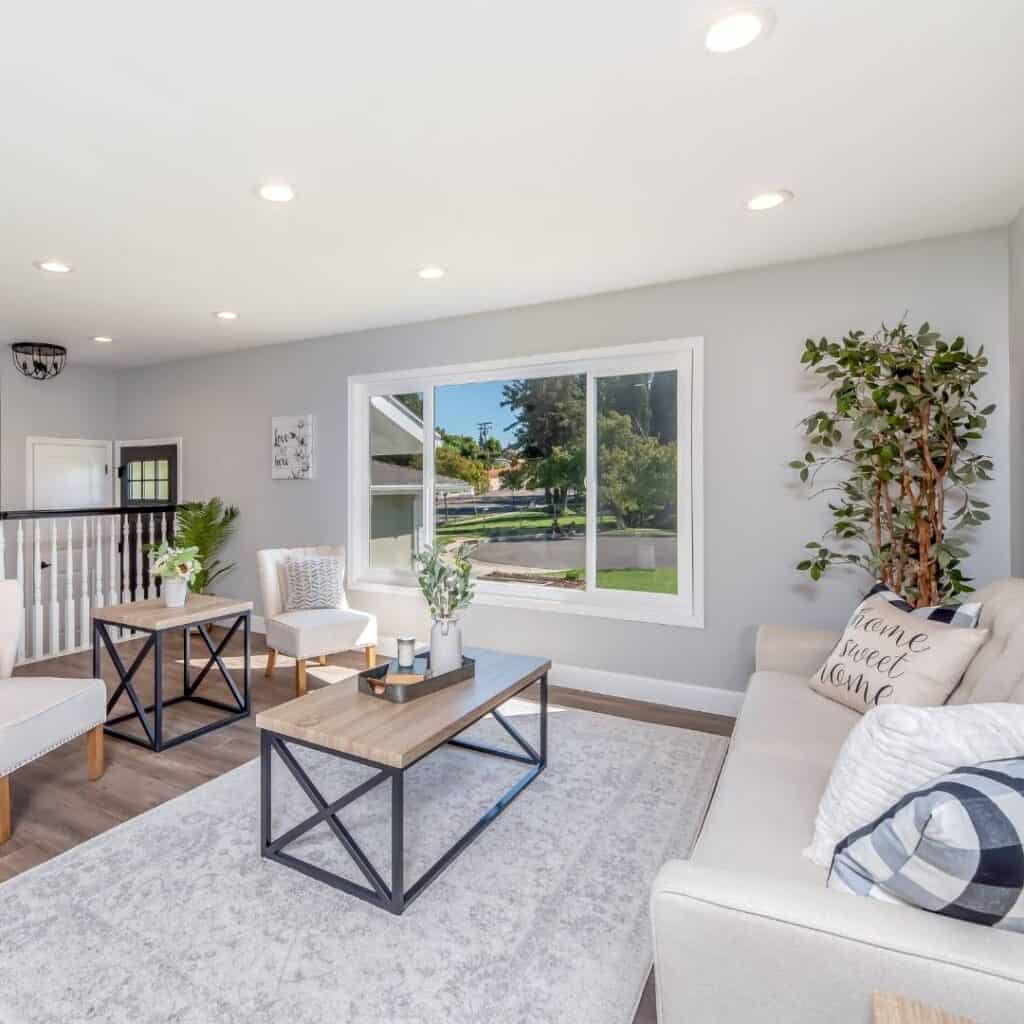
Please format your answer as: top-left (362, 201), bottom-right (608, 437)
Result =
top-left (651, 579), bottom-right (1024, 1023)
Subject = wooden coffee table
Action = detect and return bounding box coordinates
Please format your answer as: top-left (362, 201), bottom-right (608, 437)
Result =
top-left (93, 594), bottom-right (253, 752)
top-left (255, 647), bottom-right (550, 914)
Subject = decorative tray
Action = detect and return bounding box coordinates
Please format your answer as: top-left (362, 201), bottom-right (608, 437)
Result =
top-left (357, 653), bottom-right (475, 704)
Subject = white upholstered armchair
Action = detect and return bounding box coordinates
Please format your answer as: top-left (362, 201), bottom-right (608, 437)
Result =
top-left (256, 545), bottom-right (377, 698)
top-left (0, 580), bottom-right (106, 844)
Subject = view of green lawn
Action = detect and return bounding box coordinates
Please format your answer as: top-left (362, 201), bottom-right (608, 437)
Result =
top-left (595, 567), bottom-right (678, 594)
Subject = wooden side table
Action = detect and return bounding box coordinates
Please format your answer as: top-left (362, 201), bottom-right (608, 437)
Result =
top-left (93, 594), bottom-right (252, 752)
top-left (873, 991), bottom-right (976, 1024)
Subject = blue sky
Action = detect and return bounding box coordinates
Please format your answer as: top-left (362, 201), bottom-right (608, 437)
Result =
top-left (435, 380), bottom-right (518, 445)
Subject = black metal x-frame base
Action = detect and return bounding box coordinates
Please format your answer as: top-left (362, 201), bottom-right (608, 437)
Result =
top-left (95, 612), bottom-right (251, 752)
top-left (260, 672), bottom-right (547, 914)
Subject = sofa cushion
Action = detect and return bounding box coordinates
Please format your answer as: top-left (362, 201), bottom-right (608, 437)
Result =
top-left (732, 671), bottom-right (858, 765)
top-left (691, 743), bottom-right (830, 886)
top-left (266, 607), bottom-right (376, 659)
top-left (953, 579), bottom-right (1024, 704)
top-left (0, 677), bottom-right (106, 776)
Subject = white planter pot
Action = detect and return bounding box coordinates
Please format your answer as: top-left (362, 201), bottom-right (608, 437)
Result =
top-left (162, 577), bottom-right (189, 608)
top-left (430, 617), bottom-right (462, 675)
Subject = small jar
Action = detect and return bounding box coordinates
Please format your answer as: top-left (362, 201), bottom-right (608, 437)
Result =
top-left (396, 636), bottom-right (417, 670)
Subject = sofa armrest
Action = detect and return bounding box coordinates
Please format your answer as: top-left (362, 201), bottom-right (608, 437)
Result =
top-left (651, 860), bottom-right (1024, 1024)
top-left (754, 624), bottom-right (839, 675)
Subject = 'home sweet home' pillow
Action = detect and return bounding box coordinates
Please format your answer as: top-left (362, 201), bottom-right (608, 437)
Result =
top-left (810, 596), bottom-right (988, 713)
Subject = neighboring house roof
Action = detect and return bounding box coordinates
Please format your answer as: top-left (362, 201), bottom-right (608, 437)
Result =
top-left (370, 396), bottom-right (474, 495)
top-left (371, 460), bottom-right (473, 494)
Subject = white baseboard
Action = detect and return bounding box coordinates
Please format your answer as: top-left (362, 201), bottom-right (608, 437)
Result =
top-left (249, 619), bottom-right (743, 718)
top-left (547, 661), bottom-right (744, 718)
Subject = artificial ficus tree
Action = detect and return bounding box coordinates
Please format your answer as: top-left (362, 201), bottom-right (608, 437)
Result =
top-left (792, 321), bottom-right (994, 607)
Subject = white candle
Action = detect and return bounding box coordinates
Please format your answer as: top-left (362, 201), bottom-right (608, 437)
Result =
top-left (397, 636), bottom-right (416, 669)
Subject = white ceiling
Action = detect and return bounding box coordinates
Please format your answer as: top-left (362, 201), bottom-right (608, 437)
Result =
top-left (2, 0), bottom-right (1023, 368)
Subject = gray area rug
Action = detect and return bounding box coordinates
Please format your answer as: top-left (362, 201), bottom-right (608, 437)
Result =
top-left (0, 702), bottom-right (727, 1024)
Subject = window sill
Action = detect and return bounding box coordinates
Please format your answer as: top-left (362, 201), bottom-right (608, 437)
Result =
top-left (348, 579), bottom-right (703, 629)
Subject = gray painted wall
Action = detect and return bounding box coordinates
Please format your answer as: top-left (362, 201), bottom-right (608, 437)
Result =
top-left (1010, 208), bottom-right (1024, 575)
top-left (0, 363), bottom-right (119, 512)
top-left (112, 227), bottom-right (1011, 697)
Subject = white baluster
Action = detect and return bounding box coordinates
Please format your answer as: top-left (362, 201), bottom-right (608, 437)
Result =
top-left (147, 512), bottom-right (156, 598)
top-left (48, 520), bottom-right (59, 655)
top-left (15, 522), bottom-right (25, 663)
top-left (32, 521), bottom-right (43, 658)
top-left (94, 515), bottom-right (105, 609)
top-left (121, 517), bottom-right (130, 605)
top-left (134, 513), bottom-right (143, 601)
top-left (79, 517), bottom-right (90, 650)
top-left (108, 515), bottom-right (118, 608)
top-left (65, 520), bottom-right (75, 651)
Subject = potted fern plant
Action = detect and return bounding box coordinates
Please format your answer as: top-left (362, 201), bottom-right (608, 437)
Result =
top-left (173, 498), bottom-right (240, 593)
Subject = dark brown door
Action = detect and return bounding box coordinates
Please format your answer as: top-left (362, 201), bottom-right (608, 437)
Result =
top-left (119, 444), bottom-right (178, 507)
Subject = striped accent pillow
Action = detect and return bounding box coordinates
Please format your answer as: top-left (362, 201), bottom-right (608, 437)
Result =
top-left (284, 556), bottom-right (346, 611)
top-left (865, 582), bottom-right (982, 629)
top-left (829, 757), bottom-right (1024, 931)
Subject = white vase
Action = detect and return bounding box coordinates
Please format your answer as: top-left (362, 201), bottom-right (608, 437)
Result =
top-left (430, 617), bottom-right (462, 675)
top-left (162, 577), bottom-right (189, 608)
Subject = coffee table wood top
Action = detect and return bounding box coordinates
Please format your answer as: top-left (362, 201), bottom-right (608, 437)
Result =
top-left (255, 647), bottom-right (550, 768)
top-left (92, 594), bottom-right (253, 632)
top-left (872, 993), bottom-right (975, 1024)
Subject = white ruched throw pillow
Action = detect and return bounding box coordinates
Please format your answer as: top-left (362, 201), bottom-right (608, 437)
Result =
top-left (804, 702), bottom-right (1024, 867)
top-left (809, 596), bottom-right (988, 712)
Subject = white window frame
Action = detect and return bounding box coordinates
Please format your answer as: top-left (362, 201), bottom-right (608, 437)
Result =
top-left (347, 337), bottom-right (704, 628)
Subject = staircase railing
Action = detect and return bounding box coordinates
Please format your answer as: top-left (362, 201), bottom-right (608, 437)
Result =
top-left (0, 505), bottom-right (177, 666)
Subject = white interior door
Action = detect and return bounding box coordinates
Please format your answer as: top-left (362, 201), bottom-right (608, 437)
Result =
top-left (27, 437), bottom-right (113, 509)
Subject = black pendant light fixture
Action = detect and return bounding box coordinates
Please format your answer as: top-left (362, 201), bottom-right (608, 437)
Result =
top-left (10, 342), bottom-right (67, 381)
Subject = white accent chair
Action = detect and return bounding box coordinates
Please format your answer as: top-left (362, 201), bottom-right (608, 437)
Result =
top-left (256, 546), bottom-right (377, 698)
top-left (0, 580), bottom-right (106, 844)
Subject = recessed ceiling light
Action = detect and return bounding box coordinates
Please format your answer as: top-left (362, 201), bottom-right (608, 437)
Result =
top-left (214, 310), bottom-right (239, 321)
top-left (746, 189), bottom-right (793, 211)
top-left (92, 335), bottom-right (114, 344)
top-left (705, 8), bottom-right (774, 53)
top-left (418, 265), bottom-right (445, 280)
top-left (257, 182), bottom-right (296, 203)
top-left (34, 259), bottom-right (73, 274)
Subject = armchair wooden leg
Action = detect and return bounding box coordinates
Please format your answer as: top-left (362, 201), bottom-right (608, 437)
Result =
top-left (265, 647), bottom-right (277, 678)
top-left (87, 725), bottom-right (104, 781)
top-left (295, 660), bottom-right (307, 698)
top-left (0, 774), bottom-right (10, 844)
top-left (365, 645), bottom-right (377, 669)
top-left (318, 655), bottom-right (327, 666)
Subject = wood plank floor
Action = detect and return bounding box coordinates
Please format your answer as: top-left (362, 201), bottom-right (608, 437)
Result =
top-left (2, 630), bottom-right (732, 1023)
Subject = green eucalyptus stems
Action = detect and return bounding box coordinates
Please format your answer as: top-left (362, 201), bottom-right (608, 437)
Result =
top-left (792, 320), bottom-right (994, 607)
top-left (414, 543), bottom-right (475, 620)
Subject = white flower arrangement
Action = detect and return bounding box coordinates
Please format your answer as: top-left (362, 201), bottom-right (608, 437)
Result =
top-left (149, 541), bottom-right (203, 587)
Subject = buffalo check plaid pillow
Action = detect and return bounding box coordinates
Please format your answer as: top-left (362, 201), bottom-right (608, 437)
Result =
top-left (865, 581), bottom-right (982, 628)
top-left (828, 757), bottom-right (1024, 931)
